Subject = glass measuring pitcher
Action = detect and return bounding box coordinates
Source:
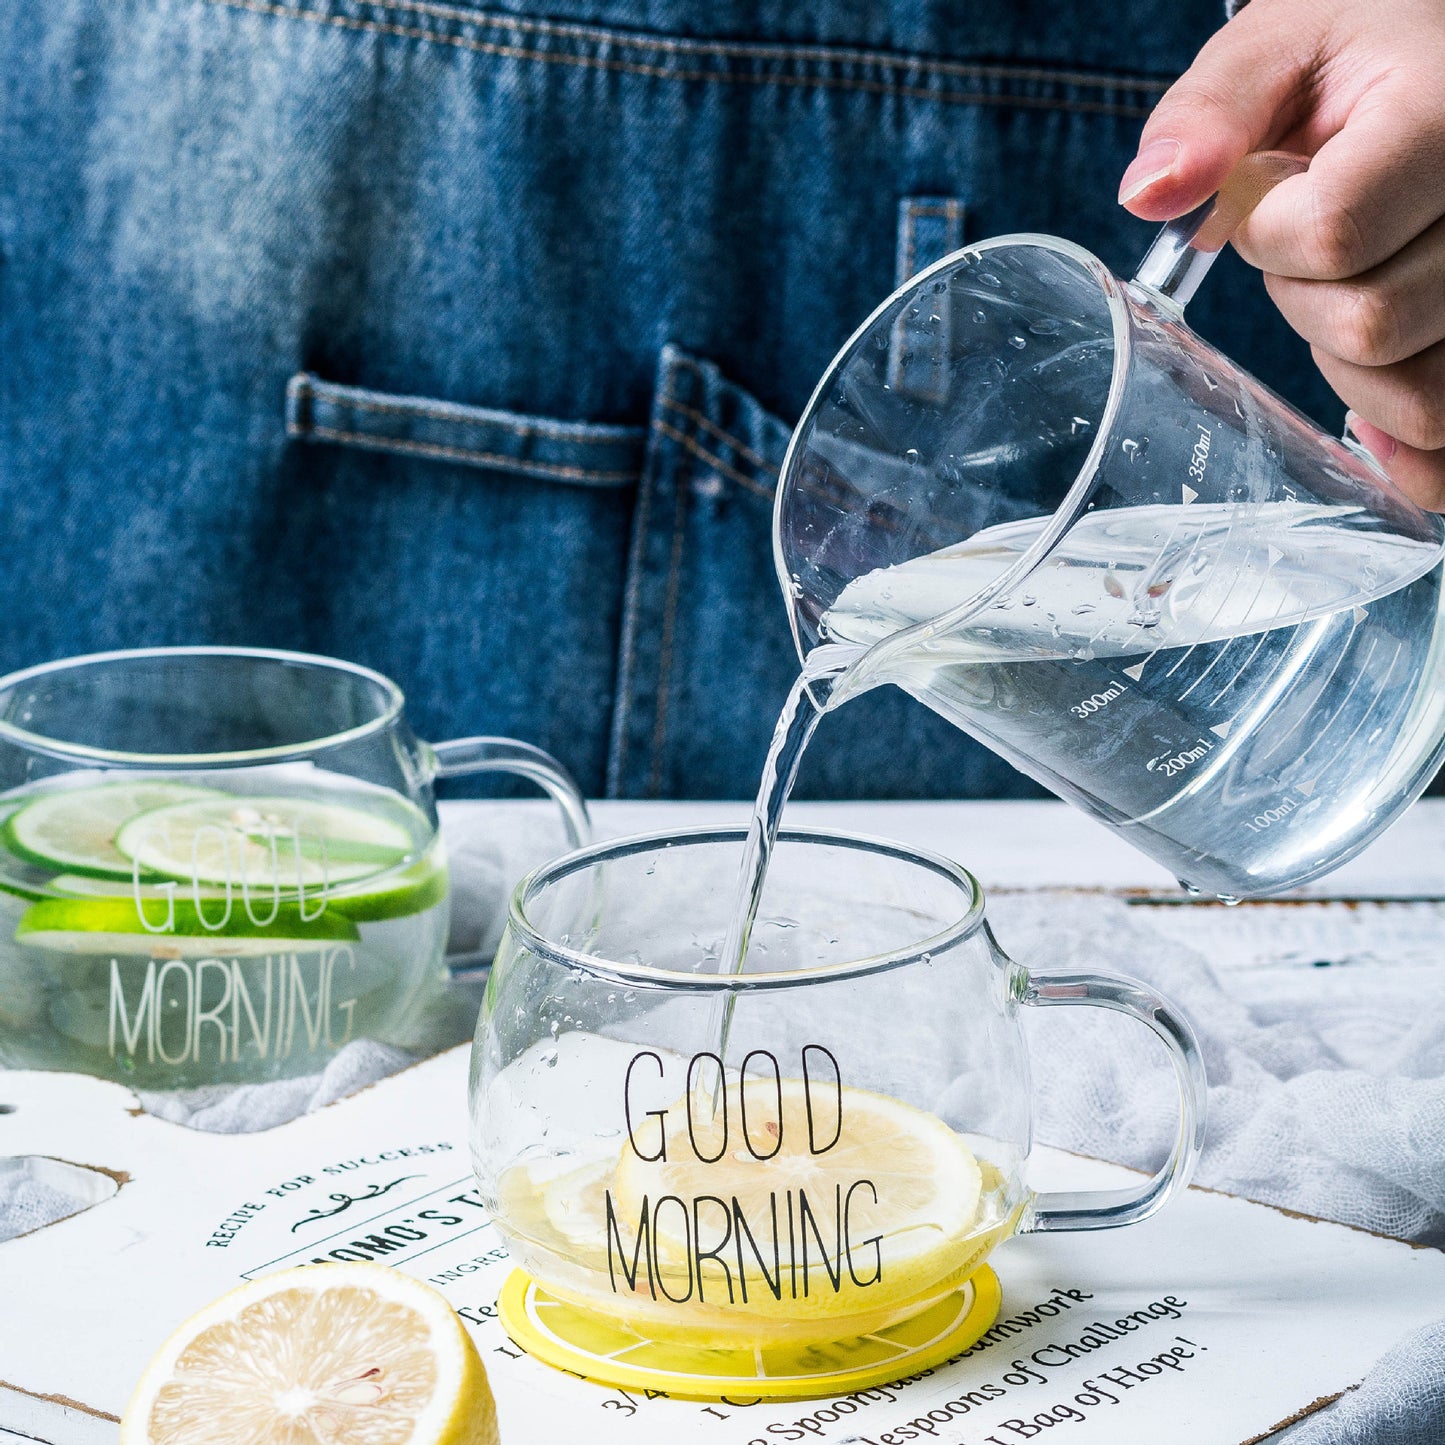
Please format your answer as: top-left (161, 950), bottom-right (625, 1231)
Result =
top-left (776, 158), bottom-right (1445, 898)
top-left (469, 827), bottom-right (1203, 1399)
top-left (0, 646), bottom-right (589, 1088)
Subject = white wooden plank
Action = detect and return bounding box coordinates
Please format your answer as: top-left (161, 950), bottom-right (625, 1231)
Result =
top-left (2, 1049), bottom-right (1444, 1445)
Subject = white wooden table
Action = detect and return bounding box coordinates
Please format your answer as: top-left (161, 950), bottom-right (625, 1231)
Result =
top-left (4, 797), bottom-right (1442, 1443)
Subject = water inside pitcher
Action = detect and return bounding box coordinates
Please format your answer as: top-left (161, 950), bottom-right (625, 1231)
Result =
top-left (776, 157), bottom-right (1445, 898)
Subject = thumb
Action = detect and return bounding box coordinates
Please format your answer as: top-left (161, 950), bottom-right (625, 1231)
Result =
top-left (1119, 7), bottom-right (1323, 221)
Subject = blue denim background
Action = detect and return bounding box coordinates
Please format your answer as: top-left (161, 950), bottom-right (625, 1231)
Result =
top-left (0, 0), bottom-right (1343, 799)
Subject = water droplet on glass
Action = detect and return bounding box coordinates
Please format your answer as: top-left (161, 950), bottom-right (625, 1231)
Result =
top-left (1070, 415), bottom-right (1092, 435)
top-left (1104, 571), bottom-right (1125, 599)
top-left (972, 309), bottom-right (987, 324)
top-left (1028, 317), bottom-right (1061, 335)
top-left (979, 271), bottom-right (1002, 287)
top-left (1021, 594), bottom-right (1037, 607)
top-left (1007, 334), bottom-right (1027, 350)
top-left (1146, 576), bottom-right (1173, 599)
top-left (874, 331), bottom-right (889, 350)
top-left (1071, 603), bottom-right (1095, 615)
top-left (1219, 894), bottom-right (1240, 907)
top-left (1121, 438), bottom-right (1140, 460)
top-left (1202, 372), bottom-right (1220, 391)
top-left (931, 278), bottom-right (949, 294)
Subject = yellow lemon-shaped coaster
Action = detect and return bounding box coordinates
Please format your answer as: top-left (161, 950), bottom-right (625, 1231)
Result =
top-left (497, 1264), bottom-right (1002, 1401)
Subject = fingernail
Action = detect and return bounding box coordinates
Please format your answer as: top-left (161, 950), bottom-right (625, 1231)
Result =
top-left (1345, 411), bottom-right (1398, 464)
top-left (1119, 139), bottom-right (1182, 204)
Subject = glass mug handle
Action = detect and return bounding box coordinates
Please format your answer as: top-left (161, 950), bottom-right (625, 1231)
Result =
top-left (429, 736), bottom-right (591, 850)
top-left (1132, 150), bottom-right (1308, 311)
top-left (1018, 970), bottom-right (1208, 1233)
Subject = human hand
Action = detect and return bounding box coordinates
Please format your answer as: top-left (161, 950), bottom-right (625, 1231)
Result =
top-left (1118, 0), bottom-right (1445, 508)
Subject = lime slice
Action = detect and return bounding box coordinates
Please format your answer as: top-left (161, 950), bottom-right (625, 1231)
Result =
top-left (1, 783), bottom-right (224, 880)
top-left (49, 873), bottom-right (228, 900)
top-left (52, 854), bottom-right (447, 924)
top-left (327, 852), bottom-right (449, 922)
top-left (117, 796), bottom-right (414, 889)
top-left (15, 896), bottom-right (359, 957)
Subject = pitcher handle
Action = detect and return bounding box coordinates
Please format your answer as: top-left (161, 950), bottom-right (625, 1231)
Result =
top-left (1018, 969), bottom-right (1207, 1232)
top-left (429, 736), bottom-right (591, 851)
top-left (1131, 150), bottom-right (1308, 312)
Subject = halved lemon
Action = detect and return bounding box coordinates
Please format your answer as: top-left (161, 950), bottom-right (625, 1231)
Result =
top-left (120, 1262), bottom-right (499, 1445)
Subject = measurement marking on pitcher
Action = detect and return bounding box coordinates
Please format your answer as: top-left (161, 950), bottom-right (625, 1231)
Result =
top-left (1146, 737), bottom-right (1215, 778)
top-left (1243, 796), bottom-right (1300, 833)
top-left (1186, 423), bottom-right (1212, 495)
top-left (1070, 681), bottom-right (1128, 718)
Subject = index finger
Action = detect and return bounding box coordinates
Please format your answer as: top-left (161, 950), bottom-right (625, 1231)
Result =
top-left (1234, 80), bottom-right (1445, 280)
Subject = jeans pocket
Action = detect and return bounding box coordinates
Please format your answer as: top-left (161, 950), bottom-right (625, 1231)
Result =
top-left (281, 371), bottom-right (647, 797)
top-left (608, 346), bottom-right (1046, 801)
top-left (285, 373), bottom-right (644, 488)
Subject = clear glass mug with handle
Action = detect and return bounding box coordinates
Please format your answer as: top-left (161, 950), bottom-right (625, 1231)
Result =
top-left (469, 827), bottom-right (1204, 1400)
top-left (777, 155), bottom-right (1445, 899)
top-left (0, 646), bottom-right (589, 1088)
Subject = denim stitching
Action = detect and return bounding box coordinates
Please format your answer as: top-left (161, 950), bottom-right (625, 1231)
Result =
top-left (607, 429), bottom-right (661, 792)
top-left (206, 0), bottom-right (1160, 117)
top-left (275, 0), bottom-right (1173, 93)
top-left (652, 419), bottom-right (775, 500)
top-left (292, 423), bottom-right (639, 482)
top-left (646, 444), bottom-right (692, 799)
top-left (659, 395), bottom-right (779, 475)
top-left (293, 375), bottom-right (642, 444)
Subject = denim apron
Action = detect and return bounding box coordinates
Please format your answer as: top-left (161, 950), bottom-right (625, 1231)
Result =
top-left (0, 0), bottom-right (1337, 799)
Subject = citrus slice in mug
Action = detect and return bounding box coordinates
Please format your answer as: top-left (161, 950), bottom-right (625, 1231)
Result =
top-left (116, 795), bottom-right (414, 888)
top-left (120, 1262), bottom-right (498, 1445)
top-left (14, 895), bottom-right (361, 956)
top-left (606, 1076), bottom-right (989, 1338)
top-left (1, 782), bottom-right (223, 880)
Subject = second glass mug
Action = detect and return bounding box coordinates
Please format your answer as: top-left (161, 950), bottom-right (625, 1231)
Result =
top-left (470, 828), bottom-right (1204, 1397)
top-left (0, 646), bottom-right (589, 1088)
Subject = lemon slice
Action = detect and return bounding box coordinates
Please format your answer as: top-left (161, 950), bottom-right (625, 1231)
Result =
top-left (611, 1077), bottom-right (984, 1328)
top-left (2, 782), bottom-right (223, 880)
top-left (117, 796), bottom-right (415, 889)
top-left (121, 1263), bottom-right (498, 1445)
